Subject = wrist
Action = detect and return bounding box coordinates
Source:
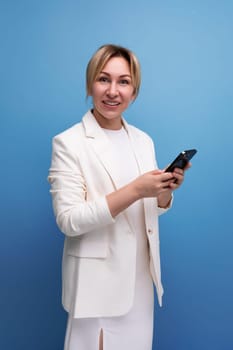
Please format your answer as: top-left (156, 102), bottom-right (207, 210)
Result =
top-left (128, 181), bottom-right (142, 202)
top-left (158, 193), bottom-right (172, 208)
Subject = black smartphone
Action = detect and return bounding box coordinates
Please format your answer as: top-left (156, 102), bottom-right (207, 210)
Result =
top-left (165, 149), bottom-right (197, 172)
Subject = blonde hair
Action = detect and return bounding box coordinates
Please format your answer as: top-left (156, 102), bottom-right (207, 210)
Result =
top-left (86, 44), bottom-right (141, 98)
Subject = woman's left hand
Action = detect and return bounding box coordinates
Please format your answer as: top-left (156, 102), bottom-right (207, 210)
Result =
top-left (157, 162), bottom-right (191, 208)
top-left (169, 162), bottom-right (191, 189)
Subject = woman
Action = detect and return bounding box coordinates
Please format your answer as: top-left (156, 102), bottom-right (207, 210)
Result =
top-left (48, 44), bottom-right (189, 350)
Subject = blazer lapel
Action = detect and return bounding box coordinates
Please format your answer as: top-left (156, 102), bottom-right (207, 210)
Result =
top-left (82, 111), bottom-right (123, 189)
top-left (124, 120), bottom-right (156, 175)
top-left (124, 120), bottom-right (158, 227)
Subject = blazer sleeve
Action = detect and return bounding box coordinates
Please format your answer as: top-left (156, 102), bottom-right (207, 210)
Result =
top-left (47, 135), bottom-right (115, 237)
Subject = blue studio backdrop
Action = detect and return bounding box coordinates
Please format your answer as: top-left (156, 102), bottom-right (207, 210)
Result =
top-left (1, 1), bottom-right (233, 349)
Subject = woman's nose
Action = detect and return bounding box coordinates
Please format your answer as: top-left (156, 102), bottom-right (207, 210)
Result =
top-left (107, 82), bottom-right (119, 97)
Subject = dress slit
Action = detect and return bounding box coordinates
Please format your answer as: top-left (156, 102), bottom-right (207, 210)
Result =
top-left (99, 328), bottom-right (103, 350)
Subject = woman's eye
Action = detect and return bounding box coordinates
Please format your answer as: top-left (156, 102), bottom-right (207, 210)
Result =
top-left (98, 76), bottom-right (109, 83)
top-left (119, 79), bottom-right (130, 85)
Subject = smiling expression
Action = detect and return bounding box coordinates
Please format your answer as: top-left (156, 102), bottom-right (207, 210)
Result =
top-left (90, 56), bottom-right (136, 130)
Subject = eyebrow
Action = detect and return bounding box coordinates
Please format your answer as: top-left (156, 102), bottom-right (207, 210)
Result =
top-left (100, 71), bottom-right (132, 78)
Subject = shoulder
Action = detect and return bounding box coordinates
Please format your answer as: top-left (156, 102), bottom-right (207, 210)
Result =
top-left (52, 110), bottom-right (99, 147)
top-left (52, 113), bottom-right (88, 150)
top-left (51, 123), bottom-right (83, 154)
top-left (54, 122), bottom-right (83, 142)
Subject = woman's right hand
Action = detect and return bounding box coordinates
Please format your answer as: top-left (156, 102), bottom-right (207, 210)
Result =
top-left (106, 169), bottom-right (175, 218)
top-left (132, 170), bottom-right (175, 199)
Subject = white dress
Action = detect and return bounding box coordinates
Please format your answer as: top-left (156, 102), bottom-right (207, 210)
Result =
top-left (64, 127), bottom-right (154, 350)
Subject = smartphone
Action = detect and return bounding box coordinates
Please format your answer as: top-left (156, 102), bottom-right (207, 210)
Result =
top-left (165, 149), bottom-right (197, 172)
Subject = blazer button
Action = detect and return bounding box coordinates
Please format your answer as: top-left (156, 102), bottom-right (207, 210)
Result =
top-left (148, 229), bottom-right (153, 235)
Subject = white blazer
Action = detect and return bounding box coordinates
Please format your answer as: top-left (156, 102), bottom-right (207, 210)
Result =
top-left (48, 110), bottom-right (171, 318)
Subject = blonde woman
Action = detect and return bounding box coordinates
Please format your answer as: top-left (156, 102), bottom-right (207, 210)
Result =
top-left (48, 44), bottom-right (188, 350)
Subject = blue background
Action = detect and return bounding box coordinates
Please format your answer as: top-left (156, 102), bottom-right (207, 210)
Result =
top-left (1, 0), bottom-right (233, 349)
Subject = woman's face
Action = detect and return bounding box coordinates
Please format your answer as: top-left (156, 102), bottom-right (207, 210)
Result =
top-left (91, 56), bottom-right (135, 130)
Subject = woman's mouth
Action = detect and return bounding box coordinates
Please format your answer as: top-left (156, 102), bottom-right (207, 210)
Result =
top-left (103, 101), bottom-right (120, 106)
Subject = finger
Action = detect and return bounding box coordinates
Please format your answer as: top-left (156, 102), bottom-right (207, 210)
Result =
top-left (162, 177), bottom-right (177, 189)
top-left (160, 172), bottom-right (175, 182)
top-left (173, 168), bottom-right (184, 176)
top-left (173, 175), bottom-right (184, 186)
top-left (184, 162), bottom-right (192, 170)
